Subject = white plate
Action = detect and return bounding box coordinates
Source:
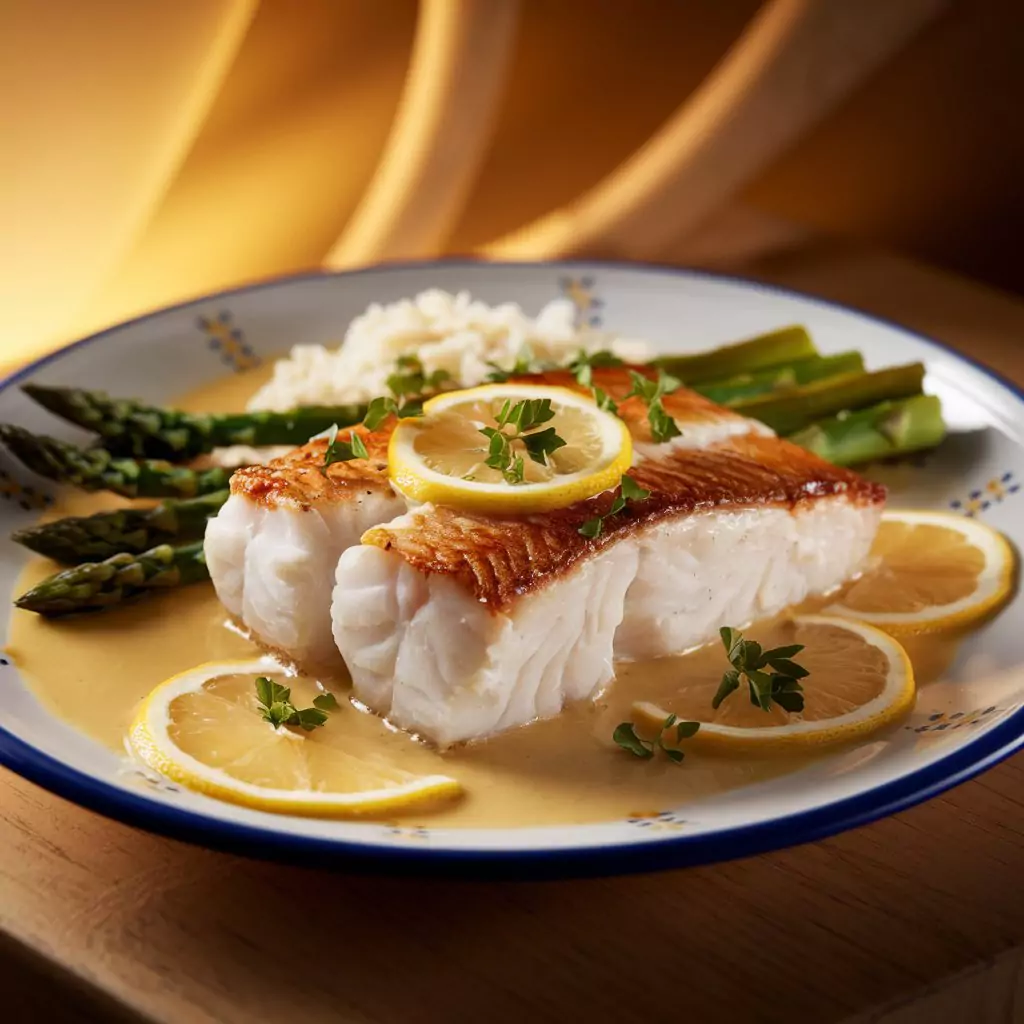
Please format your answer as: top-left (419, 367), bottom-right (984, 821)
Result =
top-left (1, 261), bottom-right (1021, 878)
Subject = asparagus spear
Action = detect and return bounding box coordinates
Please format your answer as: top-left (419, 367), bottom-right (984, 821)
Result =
top-left (22, 384), bottom-right (364, 460)
top-left (15, 540), bottom-right (209, 616)
top-left (22, 329), bottom-right (814, 457)
top-left (0, 424), bottom-right (230, 498)
top-left (732, 362), bottom-right (926, 436)
top-left (11, 490), bottom-right (228, 563)
top-left (693, 351), bottom-right (864, 406)
top-left (654, 326), bottom-right (817, 383)
top-left (787, 394), bottom-right (945, 466)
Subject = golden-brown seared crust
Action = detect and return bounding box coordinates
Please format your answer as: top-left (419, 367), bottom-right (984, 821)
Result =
top-left (363, 434), bottom-right (885, 610)
top-left (229, 423), bottom-right (394, 509)
top-left (226, 370), bottom-right (744, 508)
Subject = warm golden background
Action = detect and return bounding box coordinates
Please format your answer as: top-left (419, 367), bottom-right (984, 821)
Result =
top-left (3, 0), bottom-right (1021, 367)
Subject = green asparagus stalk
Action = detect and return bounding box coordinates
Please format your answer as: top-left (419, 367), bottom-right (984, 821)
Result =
top-left (787, 394), bottom-right (945, 466)
top-left (0, 424), bottom-right (230, 498)
top-left (11, 490), bottom-right (228, 563)
top-left (732, 362), bottom-right (926, 436)
top-left (15, 540), bottom-right (209, 616)
top-left (22, 384), bottom-right (364, 459)
top-left (20, 329), bottom-right (817, 459)
top-left (654, 326), bottom-right (817, 383)
top-left (693, 351), bottom-right (865, 406)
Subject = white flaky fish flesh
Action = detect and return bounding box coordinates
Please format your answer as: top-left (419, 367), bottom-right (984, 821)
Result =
top-left (205, 426), bottom-right (403, 666)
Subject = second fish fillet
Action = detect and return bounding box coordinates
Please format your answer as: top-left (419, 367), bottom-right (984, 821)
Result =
top-left (205, 427), bottom-right (402, 666)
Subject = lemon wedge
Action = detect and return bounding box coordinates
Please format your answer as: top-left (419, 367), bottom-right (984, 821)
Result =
top-left (388, 383), bottom-right (632, 515)
top-left (632, 615), bottom-right (915, 753)
top-left (129, 657), bottom-right (461, 817)
top-left (827, 510), bottom-right (1016, 632)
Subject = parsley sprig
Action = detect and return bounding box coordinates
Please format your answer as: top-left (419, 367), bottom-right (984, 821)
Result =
top-left (322, 356), bottom-right (451, 472)
top-left (613, 713), bottom-right (700, 764)
top-left (322, 423), bottom-right (369, 473)
top-left (255, 676), bottom-right (340, 731)
top-left (712, 627), bottom-right (808, 713)
top-left (364, 355), bottom-right (451, 429)
top-left (387, 353), bottom-right (450, 397)
top-left (486, 346), bottom-right (545, 383)
top-left (479, 398), bottom-right (567, 484)
top-left (569, 349), bottom-right (624, 415)
top-left (568, 349), bottom-right (624, 387)
top-left (578, 474), bottom-right (650, 538)
top-left (626, 369), bottom-right (682, 443)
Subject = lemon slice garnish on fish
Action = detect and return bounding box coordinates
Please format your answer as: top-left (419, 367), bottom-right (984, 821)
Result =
top-left (129, 657), bottom-right (461, 817)
top-left (632, 616), bottom-right (915, 753)
top-left (388, 384), bottom-right (632, 515)
top-left (827, 510), bottom-right (1015, 633)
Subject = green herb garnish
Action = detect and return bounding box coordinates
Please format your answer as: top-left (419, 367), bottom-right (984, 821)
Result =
top-left (567, 350), bottom-right (624, 415)
top-left (321, 424), bottom-right (369, 473)
top-left (485, 345), bottom-right (546, 383)
top-left (255, 676), bottom-right (340, 731)
top-left (479, 397), bottom-right (567, 484)
top-left (592, 386), bottom-right (620, 415)
top-left (360, 396), bottom-right (417, 431)
top-left (578, 474), bottom-right (651, 538)
top-left (712, 627), bottom-right (808, 713)
top-left (613, 713), bottom-right (700, 764)
top-left (568, 349), bottom-right (624, 387)
top-left (626, 369), bottom-right (682, 443)
top-left (361, 356), bottom-right (450, 430)
top-left (386, 354), bottom-right (450, 400)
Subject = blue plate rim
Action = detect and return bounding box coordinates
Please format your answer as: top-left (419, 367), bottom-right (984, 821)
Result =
top-left (1, 256), bottom-right (1022, 879)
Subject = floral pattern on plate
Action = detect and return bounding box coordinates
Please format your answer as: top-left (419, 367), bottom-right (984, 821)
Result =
top-left (198, 311), bottom-right (261, 372)
top-left (950, 472), bottom-right (1020, 517)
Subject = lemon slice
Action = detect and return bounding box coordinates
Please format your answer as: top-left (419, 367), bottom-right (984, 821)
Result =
top-left (827, 510), bottom-right (1016, 632)
top-left (388, 383), bottom-right (632, 514)
top-left (129, 657), bottom-right (461, 817)
top-left (632, 615), bottom-right (914, 753)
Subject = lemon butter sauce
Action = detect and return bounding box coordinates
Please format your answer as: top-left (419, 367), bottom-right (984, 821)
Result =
top-left (5, 369), bottom-right (966, 827)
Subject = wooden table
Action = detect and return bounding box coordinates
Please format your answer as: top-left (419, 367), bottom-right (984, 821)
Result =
top-left (4, 240), bottom-right (1024, 1024)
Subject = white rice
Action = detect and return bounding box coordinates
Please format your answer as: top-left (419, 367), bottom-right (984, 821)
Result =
top-left (246, 289), bottom-right (653, 413)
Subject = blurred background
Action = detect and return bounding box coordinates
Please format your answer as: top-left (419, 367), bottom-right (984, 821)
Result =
top-left (3, 0), bottom-right (1022, 367)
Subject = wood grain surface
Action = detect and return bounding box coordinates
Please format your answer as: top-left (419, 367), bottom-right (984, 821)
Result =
top-left (2, 239), bottom-right (1024, 1023)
